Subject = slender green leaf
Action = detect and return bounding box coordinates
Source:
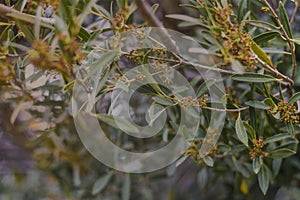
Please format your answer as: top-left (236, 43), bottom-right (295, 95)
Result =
top-left (63, 80), bottom-right (76, 91)
top-left (276, 139), bottom-right (298, 151)
top-left (243, 122), bottom-right (256, 140)
top-left (78, 27), bottom-right (91, 42)
top-left (269, 148), bottom-right (296, 158)
top-left (140, 67), bottom-right (163, 94)
top-left (287, 122), bottom-right (295, 137)
top-left (92, 4), bottom-right (112, 18)
top-left (197, 167), bottom-right (208, 190)
top-left (272, 159), bottom-right (282, 177)
top-left (253, 31), bottom-right (280, 44)
top-left (288, 92), bottom-right (300, 105)
top-left (92, 171), bottom-right (114, 195)
top-left (122, 174), bottom-right (131, 200)
top-left (279, 2), bottom-right (293, 39)
top-left (203, 156), bottom-right (214, 167)
top-left (245, 100), bottom-right (271, 110)
top-left (264, 133), bottom-right (291, 144)
top-left (178, 22), bottom-right (201, 27)
top-left (162, 128), bottom-right (169, 142)
top-left (88, 51), bottom-right (117, 76)
top-left (59, 0), bottom-right (73, 24)
top-left (258, 164), bottom-right (271, 195)
top-left (15, 22), bottom-right (35, 43)
top-left (232, 73), bottom-right (276, 83)
top-left (246, 20), bottom-right (280, 30)
top-left (196, 79), bottom-right (216, 97)
top-left (7, 12), bottom-right (53, 29)
top-left (264, 98), bottom-right (276, 108)
top-left (238, 0), bottom-right (248, 22)
top-left (253, 156), bottom-right (263, 174)
top-left (34, 6), bottom-right (42, 40)
top-left (26, 70), bottom-right (46, 83)
top-left (165, 14), bottom-right (208, 28)
top-left (152, 96), bottom-right (174, 106)
top-left (251, 41), bottom-right (273, 66)
top-left (249, 109), bottom-right (256, 133)
top-left (93, 113), bottom-right (140, 134)
top-left (14, 0), bottom-right (27, 11)
top-left (235, 113), bottom-right (248, 147)
top-left (147, 104), bottom-right (167, 126)
top-left (261, 48), bottom-right (291, 55)
top-left (190, 76), bottom-right (203, 87)
top-left (151, 3), bottom-right (160, 13)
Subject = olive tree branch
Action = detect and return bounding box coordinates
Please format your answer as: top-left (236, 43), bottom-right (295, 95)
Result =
top-left (0, 4), bottom-right (55, 26)
top-left (177, 55), bottom-right (236, 75)
top-left (256, 56), bottom-right (294, 86)
top-left (202, 106), bottom-right (249, 113)
top-left (262, 0), bottom-right (297, 81)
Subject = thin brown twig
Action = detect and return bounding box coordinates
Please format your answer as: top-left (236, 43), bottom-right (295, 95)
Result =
top-left (125, 50), bottom-right (236, 75)
top-left (180, 57), bottom-right (236, 75)
top-left (202, 106), bottom-right (249, 113)
top-left (171, 52), bottom-right (236, 75)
